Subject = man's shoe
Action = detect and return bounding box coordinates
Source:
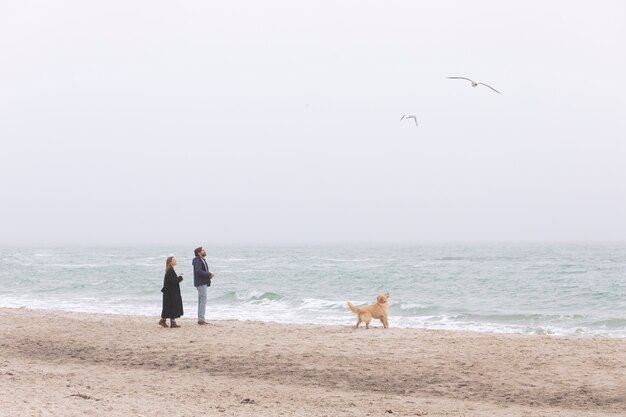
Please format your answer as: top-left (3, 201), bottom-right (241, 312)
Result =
top-left (197, 320), bottom-right (207, 325)
top-left (159, 319), bottom-right (168, 328)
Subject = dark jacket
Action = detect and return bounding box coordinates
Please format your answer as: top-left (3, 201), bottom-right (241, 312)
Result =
top-left (193, 256), bottom-right (212, 287)
top-left (161, 266), bottom-right (183, 319)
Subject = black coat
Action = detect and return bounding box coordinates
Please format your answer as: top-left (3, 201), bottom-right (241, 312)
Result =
top-left (161, 266), bottom-right (184, 319)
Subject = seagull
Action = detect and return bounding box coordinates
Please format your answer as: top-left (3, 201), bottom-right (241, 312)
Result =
top-left (447, 76), bottom-right (501, 94)
top-left (400, 114), bottom-right (418, 127)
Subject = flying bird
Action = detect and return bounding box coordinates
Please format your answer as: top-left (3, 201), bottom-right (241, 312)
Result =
top-left (447, 76), bottom-right (501, 94)
top-left (400, 114), bottom-right (418, 127)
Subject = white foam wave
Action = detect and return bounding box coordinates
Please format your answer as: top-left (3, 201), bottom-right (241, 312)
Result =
top-left (398, 302), bottom-right (427, 311)
top-left (2, 295), bottom-right (625, 337)
top-left (298, 298), bottom-right (346, 310)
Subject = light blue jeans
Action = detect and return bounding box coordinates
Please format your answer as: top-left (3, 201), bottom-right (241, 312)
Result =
top-left (196, 284), bottom-right (207, 321)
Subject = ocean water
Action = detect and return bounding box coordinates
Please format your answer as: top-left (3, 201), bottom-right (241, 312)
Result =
top-left (1, 244), bottom-right (625, 337)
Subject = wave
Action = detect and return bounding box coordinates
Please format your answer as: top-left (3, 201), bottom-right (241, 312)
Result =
top-left (397, 302), bottom-right (429, 311)
top-left (449, 312), bottom-right (590, 323)
top-left (215, 290), bottom-right (285, 304)
top-left (298, 298), bottom-right (347, 310)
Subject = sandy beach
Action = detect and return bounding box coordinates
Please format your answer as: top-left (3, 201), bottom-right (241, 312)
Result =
top-left (1, 308), bottom-right (624, 417)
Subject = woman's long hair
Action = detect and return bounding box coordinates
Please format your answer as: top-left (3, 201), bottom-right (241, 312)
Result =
top-left (165, 256), bottom-right (174, 271)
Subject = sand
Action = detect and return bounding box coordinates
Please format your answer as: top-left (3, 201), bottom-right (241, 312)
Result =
top-left (0, 308), bottom-right (624, 417)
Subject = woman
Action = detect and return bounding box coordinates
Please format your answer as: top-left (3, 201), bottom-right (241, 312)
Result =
top-left (159, 256), bottom-right (184, 328)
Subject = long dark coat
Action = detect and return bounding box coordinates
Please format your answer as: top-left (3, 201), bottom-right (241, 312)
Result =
top-left (161, 266), bottom-right (184, 319)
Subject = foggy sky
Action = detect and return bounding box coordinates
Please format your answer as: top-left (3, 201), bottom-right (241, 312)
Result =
top-left (1, 1), bottom-right (625, 245)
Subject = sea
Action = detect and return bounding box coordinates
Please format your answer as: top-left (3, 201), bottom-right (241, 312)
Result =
top-left (1, 244), bottom-right (625, 337)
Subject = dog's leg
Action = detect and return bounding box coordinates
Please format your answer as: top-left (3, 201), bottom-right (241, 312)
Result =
top-left (365, 318), bottom-right (371, 329)
top-left (382, 316), bottom-right (389, 329)
top-left (354, 317), bottom-right (361, 329)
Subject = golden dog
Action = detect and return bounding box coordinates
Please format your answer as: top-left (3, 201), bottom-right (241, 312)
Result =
top-left (347, 292), bottom-right (390, 329)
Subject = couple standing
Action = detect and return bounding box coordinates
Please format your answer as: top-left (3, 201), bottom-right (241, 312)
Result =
top-left (159, 246), bottom-right (215, 327)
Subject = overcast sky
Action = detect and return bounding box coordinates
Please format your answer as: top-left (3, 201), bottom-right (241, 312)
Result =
top-left (1, 1), bottom-right (625, 245)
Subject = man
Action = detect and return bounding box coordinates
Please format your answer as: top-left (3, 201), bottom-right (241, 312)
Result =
top-left (192, 246), bottom-right (215, 325)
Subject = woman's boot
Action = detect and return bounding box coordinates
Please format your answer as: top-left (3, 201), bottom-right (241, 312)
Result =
top-left (170, 319), bottom-right (181, 328)
top-left (159, 319), bottom-right (168, 328)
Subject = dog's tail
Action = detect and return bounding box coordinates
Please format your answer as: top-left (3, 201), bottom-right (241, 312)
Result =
top-left (347, 302), bottom-right (361, 315)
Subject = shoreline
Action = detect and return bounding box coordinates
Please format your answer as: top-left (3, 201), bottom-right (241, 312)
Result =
top-left (1, 307), bottom-right (625, 416)
top-left (3, 304), bottom-right (625, 339)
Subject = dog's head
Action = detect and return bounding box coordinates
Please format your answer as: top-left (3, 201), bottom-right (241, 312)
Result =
top-left (376, 292), bottom-right (390, 305)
